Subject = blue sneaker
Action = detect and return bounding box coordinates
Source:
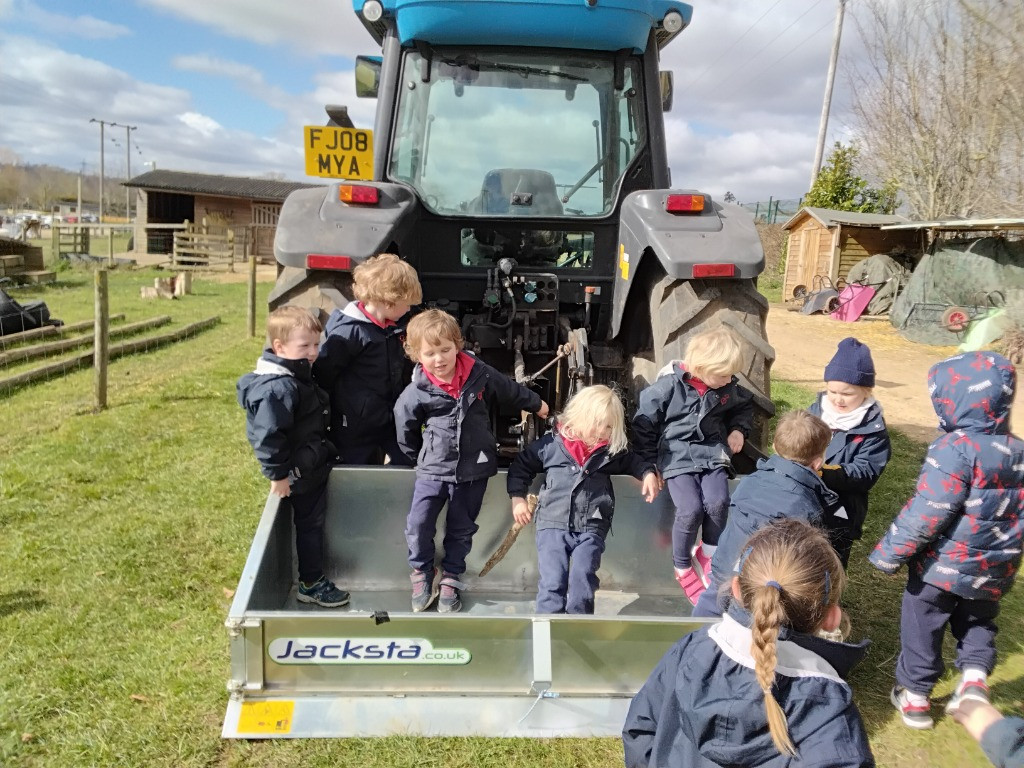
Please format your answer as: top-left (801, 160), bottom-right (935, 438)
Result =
top-left (298, 576), bottom-right (350, 608)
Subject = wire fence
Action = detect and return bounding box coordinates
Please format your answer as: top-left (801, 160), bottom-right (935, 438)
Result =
top-left (740, 197), bottom-right (804, 224)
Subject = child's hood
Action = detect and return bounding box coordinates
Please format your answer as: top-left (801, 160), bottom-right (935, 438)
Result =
top-left (325, 301), bottom-right (376, 333)
top-left (237, 351), bottom-right (308, 404)
top-left (929, 351), bottom-right (1016, 434)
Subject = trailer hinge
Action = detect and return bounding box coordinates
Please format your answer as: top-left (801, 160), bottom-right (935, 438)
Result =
top-left (224, 617), bottom-right (260, 638)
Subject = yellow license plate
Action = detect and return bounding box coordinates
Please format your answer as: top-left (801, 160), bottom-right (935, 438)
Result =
top-left (304, 126), bottom-right (374, 179)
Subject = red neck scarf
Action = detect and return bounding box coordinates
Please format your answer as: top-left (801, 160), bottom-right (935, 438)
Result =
top-left (560, 430), bottom-right (608, 466)
top-left (679, 363), bottom-right (709, 397)
top-left (357, 301), bottom-right (396, 329)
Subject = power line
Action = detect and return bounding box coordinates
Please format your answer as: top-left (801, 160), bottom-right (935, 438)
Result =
top-left (679, 0), bottom-right (786, 93)
top-left (698, 0), bottom-right (828, 97)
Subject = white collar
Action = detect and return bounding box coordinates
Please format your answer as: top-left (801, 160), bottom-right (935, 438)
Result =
top-left (819, 396), bottom-right (875, 431)
top-left (709, 613), bottom-right (846, 685)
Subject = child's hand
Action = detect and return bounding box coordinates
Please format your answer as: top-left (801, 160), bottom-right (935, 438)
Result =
top-left (270, 478), bottom-right (291, 497)
top-left (641, 472), bottom-right (660, 503)
top-left (511, 496), bottom-right (532, 526)
top-left (536, 400), bottom-right (550, 420)
top-left (727, 430), bottom-right (745, 454)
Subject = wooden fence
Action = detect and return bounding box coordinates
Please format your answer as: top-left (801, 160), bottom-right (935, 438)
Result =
top-left (172, 221), bottom-right (236, 270)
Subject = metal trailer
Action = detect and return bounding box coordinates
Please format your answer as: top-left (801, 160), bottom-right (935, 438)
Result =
top-left (223, 467), bottom-right (710, 738)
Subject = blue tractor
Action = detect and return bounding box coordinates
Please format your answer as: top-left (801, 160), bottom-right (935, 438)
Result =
top-left (271, 0), bottom-right (774, 453)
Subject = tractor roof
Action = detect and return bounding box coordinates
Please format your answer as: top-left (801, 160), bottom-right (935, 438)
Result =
top-left (353, 0), bottom-right (693, 53)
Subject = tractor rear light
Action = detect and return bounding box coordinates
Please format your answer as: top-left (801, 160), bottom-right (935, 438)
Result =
top-left (665, 194), bottom-right (705, 213)
top-left (307, 254), bottom-right (353, 271)
top-left (692, 263), bottom-right (735, 278)
top-left (338, 185), bottom-right (379, 204)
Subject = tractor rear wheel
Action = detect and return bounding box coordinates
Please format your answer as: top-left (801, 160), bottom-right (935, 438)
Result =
top-left (630, 275), bottom-right (776, 458)
top-left (267, 267), bottom-right (353, 324)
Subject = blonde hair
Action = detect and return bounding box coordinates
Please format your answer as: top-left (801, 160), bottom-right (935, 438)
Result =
top-left (737, 519), bottom-right (847, 757)
top-left (352, 253), bottom-right (423, 306)
top-left (772, 410), bottom-right (831, 466)
top-left (404, 309), bottom-right (464, 361)
top-left (558, 385), bottom-right (628, 455)
top-left (683, 328), bottom-right (743, 377)
top-left (266, 305), bottom-right (322, 344)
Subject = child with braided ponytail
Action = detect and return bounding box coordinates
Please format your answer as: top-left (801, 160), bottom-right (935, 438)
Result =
top-left (623, 519), bottom-right (874, 767)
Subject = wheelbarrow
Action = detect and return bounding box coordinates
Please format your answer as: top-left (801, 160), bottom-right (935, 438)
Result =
top-left (792, 275), bottom-right (843, 315)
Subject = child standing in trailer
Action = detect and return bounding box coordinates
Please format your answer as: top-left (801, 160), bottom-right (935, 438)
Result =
top-left (633, 328), bottom-right (754, 604)
top-left (314, 253), bottom-right (423, 466)
top-left (623, 519), bottom-right (873, 768)
top-left (506, 385), bottom-right (661, 614)
top-left (871, 351), bottom-right (1024, 730)
top-left (692, 410), bottom-right (837, 617)
top-left (237, 306), bottom-right (350, 608)
top-left (808, 337), bottom-right (891, 568)
top-left (394, 309), bottom-right (549, 613)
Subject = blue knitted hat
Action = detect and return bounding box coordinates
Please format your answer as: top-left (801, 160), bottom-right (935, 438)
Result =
top-left (823, 337), bottom-right (875, 387)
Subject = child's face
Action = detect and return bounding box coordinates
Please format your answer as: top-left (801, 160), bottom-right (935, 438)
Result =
top-left (417, 336), bottom-right (459, 381)
top-left (272, 327), bottom-right (320, 364)
top-left (825, 381), bottom-right (868, 413)
top-left (381, 300), bottom-right (412, 323)
top-left (583, 422), bottom-right (613, 448)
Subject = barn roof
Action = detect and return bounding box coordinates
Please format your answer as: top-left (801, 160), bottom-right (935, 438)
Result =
top-left (124, 170), bottom-right (322, 203)
top-left (782, 206), bottom-right (907, 231)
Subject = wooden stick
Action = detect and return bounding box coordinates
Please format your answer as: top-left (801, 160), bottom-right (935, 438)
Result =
top-left (479, 494), bottom-right (538, 577)
top-left (0, 316), bottom-right (171, 366)
top-left (0, 315), bottom-right (126, 348)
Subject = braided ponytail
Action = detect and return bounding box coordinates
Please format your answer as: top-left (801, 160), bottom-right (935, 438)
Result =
top-left (750, 584), bottom-right (795, 756)
top-left (737, 519), bottom-right (846, 758)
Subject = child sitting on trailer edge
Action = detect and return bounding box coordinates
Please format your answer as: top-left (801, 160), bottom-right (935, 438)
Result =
top-left (237, 306), bottom-right (350, 608)
top-left (632, 328), bottom-right (754, 605)
top-left (314, 253), bottom-right (423, 466)
top-left (623, 519), bottom-right (873, 768)
top-left (506, 385), bottom-right (661, 614)
top-left (394, 309), bottom-right (549, 613)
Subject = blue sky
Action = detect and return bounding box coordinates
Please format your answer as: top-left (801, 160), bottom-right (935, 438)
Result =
top-left (0, 0), bottom-right (862, 202)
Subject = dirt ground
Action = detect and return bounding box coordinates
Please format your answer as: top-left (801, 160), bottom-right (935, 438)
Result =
top-left (766, 304), bottom-right (1023, 442)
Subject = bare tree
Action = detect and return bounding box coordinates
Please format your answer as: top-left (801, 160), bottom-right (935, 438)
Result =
top-left (849, 0), bottom-right (1024, 219)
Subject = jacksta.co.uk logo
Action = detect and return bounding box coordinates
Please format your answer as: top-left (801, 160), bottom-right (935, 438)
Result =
top-left (268, 637), bottom-right (471, 665)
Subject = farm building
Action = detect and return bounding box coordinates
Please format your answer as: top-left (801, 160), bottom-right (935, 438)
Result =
top-left (124, 170), bottom-right (322, 262)
top-left (781, 207), bottom-right (921, 301)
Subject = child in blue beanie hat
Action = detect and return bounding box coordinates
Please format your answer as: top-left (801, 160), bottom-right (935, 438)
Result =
top-left (807, 337), bottom-right (891, 568)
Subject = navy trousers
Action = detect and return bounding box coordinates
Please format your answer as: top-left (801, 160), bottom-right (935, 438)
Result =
top-left (535, 528), bottom-right (607, 614)
top-left (406, 475), bottom-right (488, 576)
top-left (288, 483), bottom-right (328, 584)
top-left (666, 468), bottom-right (730, 569)
top-left (896, 575), bottom-right (1000, 695)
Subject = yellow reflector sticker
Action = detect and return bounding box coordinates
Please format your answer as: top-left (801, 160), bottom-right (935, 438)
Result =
top-left (238, 700), bottom-right (295, 734)
top-left (618, 243), bottom-right (630, 280)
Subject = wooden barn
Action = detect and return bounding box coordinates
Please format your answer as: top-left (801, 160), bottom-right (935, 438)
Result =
top-left (781, 207), bottom-right (921, 300)
top-left (124, 170), bottom-right (322, 261)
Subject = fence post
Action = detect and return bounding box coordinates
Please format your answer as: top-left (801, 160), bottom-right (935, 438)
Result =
top-left (94, 269), bottom-right (109, 411)
top-left (51, 225), bottom-right (58, 266)
top-left (247, 242), bottom-right (257, 339)
top-left (754, 202), bottom-right (760, 220)
top-left (228, 229), bottom-right (236, 273)
top-left (108, 228), bottom-right (115, 267)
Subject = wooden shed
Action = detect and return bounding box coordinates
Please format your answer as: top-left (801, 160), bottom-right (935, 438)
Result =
top-left (781, 207), bottom-right (921, 301)
top-left (123, 170), bottom-right (322, 261)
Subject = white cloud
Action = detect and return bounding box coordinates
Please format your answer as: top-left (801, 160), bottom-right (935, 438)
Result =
top-left (139, 0), bottom-right (367, 56)
top-left (178, 112), bottom-right (222, 137)
top-left (9, 0), bottom-right (131, 39)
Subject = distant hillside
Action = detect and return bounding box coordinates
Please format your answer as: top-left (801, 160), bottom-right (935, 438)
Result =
top-left (1, 162), bottom-right (125, 215)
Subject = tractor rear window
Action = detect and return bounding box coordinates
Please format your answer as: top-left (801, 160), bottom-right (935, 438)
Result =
top-left (388, 49), bottom-right (645, 219)
top-left (460, 228), bottom-right (594, 269)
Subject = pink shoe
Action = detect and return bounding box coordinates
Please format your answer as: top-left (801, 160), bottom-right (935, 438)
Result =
top-left (691, 545), bottom-right (712, 588)
top-left (674, 567), bottom-right (706, 606)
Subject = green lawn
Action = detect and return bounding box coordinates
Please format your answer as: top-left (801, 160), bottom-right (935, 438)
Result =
top-left (0, 272), bottom-right (1020, 767)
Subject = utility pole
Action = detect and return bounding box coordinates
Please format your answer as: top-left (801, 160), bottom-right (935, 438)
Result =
top-left (89, 118), bottom-right (109, 222)
top-left (809, 0), bottom-right (847, 189)
top-left (110, 122), bottom-right (137, 221)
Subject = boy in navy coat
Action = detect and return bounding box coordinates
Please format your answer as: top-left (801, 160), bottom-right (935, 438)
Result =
top-left (871, 351), bottom-right (1024, 730)
top-left (394, 309), bottom-right (548, 613)
top-left (237, 306), bottom-right (349, 608)
top-left (692, 410), bottom-right (836, 617)
top-left (808, 337), bottom-right (891, 567)
top-left (314, 253), bottom-right (422, 466)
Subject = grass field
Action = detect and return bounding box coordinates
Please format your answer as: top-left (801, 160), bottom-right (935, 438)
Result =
top-left (0, 270), bottom-right (1021, 767)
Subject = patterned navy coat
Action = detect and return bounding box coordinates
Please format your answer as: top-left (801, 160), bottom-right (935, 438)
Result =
top-left (869, 352), bottom-right (1024, 601)
top-left (808, 395), bottom-right (891, 539)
